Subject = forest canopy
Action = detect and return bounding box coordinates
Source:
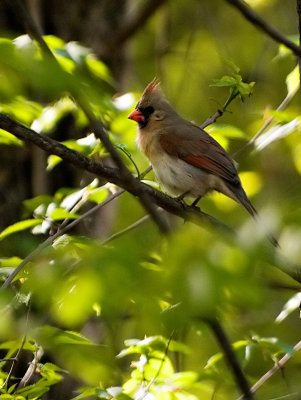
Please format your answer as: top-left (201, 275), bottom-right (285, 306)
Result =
top-left (0, 1), bottom-right (300, 399)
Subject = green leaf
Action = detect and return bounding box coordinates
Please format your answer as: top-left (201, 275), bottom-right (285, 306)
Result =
top-left (0, 129), bottom-right (23, 146)
top-left (88, 188), bottom-right (109, 204)
top-left (210, 75), bottom-right (237, 87)
top-left (0, 257), bottom-right (22, 268)
top-left (286, 65), bottom-right (300, 96)
top-left (37, 326), bottom-right (95, 347)
top-left (49, 208), bottom-right (79, 220)
top-left (275, 292), bottom-right (301, 323)
top-left (47, 154), bottom-right (62, 170)
top-left (0, 219), bottom-right (43, 240)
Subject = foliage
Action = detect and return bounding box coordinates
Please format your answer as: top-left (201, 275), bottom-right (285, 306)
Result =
top-left (0, 1), bottom-right (301, 399)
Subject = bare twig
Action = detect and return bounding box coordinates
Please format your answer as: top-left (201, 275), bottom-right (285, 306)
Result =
top-left (6, 0), bottom-right (54, 59)
top-left (102, 214), bottom-right (150, 245)
top-left (237, 340), bottom-right (301, 399)
top-left (200, 109), bottom-right (223, 129)
top-left (136, 333), bottom-right (174, 400)
top-left (204, 317), bottom-right (253, 400)
top-left (102, 0), bottom-right (168, 58)
top-left (233, 90), bottom-right (298, 158)
top-left (225, 0), bottom-right (301, 57)
top-left (17, 347), bottom-right (44, 390)
top-left (2, 336), bottom-right (26, 389)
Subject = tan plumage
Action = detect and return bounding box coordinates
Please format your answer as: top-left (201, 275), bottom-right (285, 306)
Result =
top-left (129, 80), bottom-right (256, 216)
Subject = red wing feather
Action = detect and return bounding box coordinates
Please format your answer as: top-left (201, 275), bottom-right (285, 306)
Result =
top-left (159, 132), bottom-right (239, 185)
top-left (180, 153), bottom-right (230, 179)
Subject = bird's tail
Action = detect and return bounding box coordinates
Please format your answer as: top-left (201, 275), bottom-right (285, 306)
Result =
top-left (228, 183), bottom-right (279, 247)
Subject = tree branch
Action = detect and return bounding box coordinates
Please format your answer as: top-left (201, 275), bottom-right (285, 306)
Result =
top-left (17, 347), bottom-right (44, 390)
top-left (2, 113), bottom-right (301, 284)
top-left (101, 0), bottom-right (168, 58)
top-left (204, 317), bottom-right (253, 400)
top-left (6, 0), bottom-right (54, 59)
top-left (0, 113), bottom-right (229, 232)
top-left (233, 90), bottom-right (298, 159)
top-left (7, 0), bottom-right (171, 235)
top-left (225, 0), bottom-right (301, 57)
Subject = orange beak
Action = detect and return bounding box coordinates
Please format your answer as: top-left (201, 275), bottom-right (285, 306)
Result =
top-left (128, 109), bottom-right (145, 123)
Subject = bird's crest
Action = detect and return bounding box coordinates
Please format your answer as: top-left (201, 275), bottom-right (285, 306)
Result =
top-left (143, 78), bottom-right (160, 95)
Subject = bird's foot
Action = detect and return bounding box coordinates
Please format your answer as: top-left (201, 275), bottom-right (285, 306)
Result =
top-left (191, 196), bottom-right (202, 209)
top-left (190, 204), bottom-right (201, 212)
top-left (175, 191), bottom-right (189, 206)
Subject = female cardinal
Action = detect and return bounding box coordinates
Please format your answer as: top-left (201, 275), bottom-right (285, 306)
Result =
top-left (128, 79), bottom-right (256, 216)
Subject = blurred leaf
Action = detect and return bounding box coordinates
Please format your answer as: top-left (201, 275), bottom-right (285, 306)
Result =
top-left (37, 326), bottom-right (95, 346)
top-left (275, 292), bottom-right (301, 323)
top-left (0, 129), bottom-right (23, 146)
top-left (255, 118), bottom-right (300, 150)
top-left (49, 208), bottom-right (79, 221)
top-left (286, 65), bottom-right (300, 96)
top-left (0, 257), bottom-right (22, 269)
top-left (0, 219), bottom-right (43, 240)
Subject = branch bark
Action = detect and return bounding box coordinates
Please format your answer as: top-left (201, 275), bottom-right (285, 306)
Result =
top-left (101, 0), bottom-right (168, 58)
top-left (225, 0), bottom-right (301, 57)
top-left (7, 0), bottom-right (171, 235)
top-left (0, 113), bottom-right (232, 232)
top-left (204, 317), bottom-right (253, 400)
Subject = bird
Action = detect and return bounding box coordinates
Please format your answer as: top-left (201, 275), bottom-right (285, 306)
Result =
top-left (128, 79), bottom-right (257, 218)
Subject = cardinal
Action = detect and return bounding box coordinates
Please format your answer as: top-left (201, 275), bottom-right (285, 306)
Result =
top-left (128, 79), bottom-right (257, 218)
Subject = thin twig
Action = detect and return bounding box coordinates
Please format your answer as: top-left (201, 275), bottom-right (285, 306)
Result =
top-left (101, 0), bottom-right (167, 58)
top-left (6, 0), bottom-right (54, 59)
top-left (200, 109), bottom-right (223, 129)
top-left (136, 333), bottom-right (174, 400)
top-left (204, 317), bottom-right (253, 400)
top-left (225, 0), bottom-right (301, 57)
top-left (17, 347), bottom-right (44, 390)
top-left (102, 215), bottom-right (150, 245)
top-left (2, 336), bottom-right (26, 389)
top-left (233, 90), bottom-right (298, 158)
top-left (237, 340), bottom-right (301, 399)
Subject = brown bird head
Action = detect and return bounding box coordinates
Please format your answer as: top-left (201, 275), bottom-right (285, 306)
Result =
top-left (128, 79), bottom-right (179, 129)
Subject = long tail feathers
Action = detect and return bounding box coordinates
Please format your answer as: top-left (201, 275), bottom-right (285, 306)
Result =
top-left (231, 184), bottom-right (279, 248)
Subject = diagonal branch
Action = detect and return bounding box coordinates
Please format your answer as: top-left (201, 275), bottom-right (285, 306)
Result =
top-left (8, 0), bottom-right (171, 235)
top-left (101, 0), bottom-right (168, 58)
top-left (0, 113), bottom-right (232, 232)
top-left (204, 317), bottom-right (253, 400)
top-left (225, 0), bottom-right (301, 57)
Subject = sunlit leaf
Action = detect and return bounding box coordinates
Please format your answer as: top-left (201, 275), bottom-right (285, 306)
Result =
top-left (49, 208), bottom-right (79, 220)
top-left (0, 219), bottom-right (43, 240)
top-left (254, 118), bottom-right (300, 150)
top-left (0, 129), bottom-right (23, 146)
top-left (275, 292), bottom-right (301, 323)
top-left (286, 65), bottom-right (300, 96)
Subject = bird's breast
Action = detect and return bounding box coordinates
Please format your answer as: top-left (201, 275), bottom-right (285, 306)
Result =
top-left (151, 152), bottom-right (211, 198)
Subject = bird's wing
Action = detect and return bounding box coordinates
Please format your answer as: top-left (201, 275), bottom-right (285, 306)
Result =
top-left (159, 128), bottom-right (240, 185)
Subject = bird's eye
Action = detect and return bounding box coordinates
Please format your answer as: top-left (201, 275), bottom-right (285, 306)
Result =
top-left (138, 106), bottom-right (154, 115)
top-left (144, 106), bottom-right (154, 114)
